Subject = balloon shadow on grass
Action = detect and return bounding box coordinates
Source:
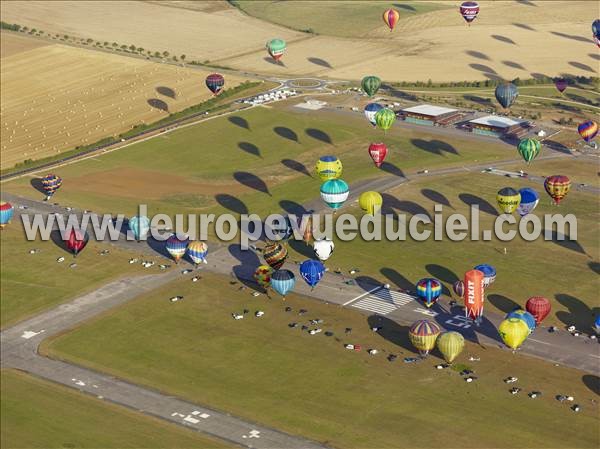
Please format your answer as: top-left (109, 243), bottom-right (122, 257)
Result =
top-left (463, 94), bottom-right (493, 106)
top-left (421, 188), bottom-right (452, 208)
top-left (589, 261), bottom-right (600, 275)
top-left (582, 375), bottom-right (600, 396)
top-left (274, 126), bottom-right (298, 143)
top-left (487, 294), bottom-right (521, 314)
top-left (491, 35), bottom-right (517, 45)
top-left (229, 243), bottom-right (265, 292)
top-left (426, 264), bottom-right (459, 285)
top-left (146, 235), bottom-right (172, 260)
top-left (368, 315), bottom-right (414, 353)
top-left (513, 22), bottom-right (535, 31)
top-left (516, 0), bottom-right (537, 6)
top-left (215, 194), bottom-right (248, 215)
top-left (411, 138), bottom-right (459, 156)
top-left (288, 238), bottom-right (315, 260)
top-left (555, 294), bottom-right (600, 330)
top-left (30, 178), bottom-right (47, 196)
top-left (229, 116), bottom-right (249, 130)
top-left (465, 50), bottom-right (490, 60)
top-left (502, 60), bottom-right (526, 70)
top-left (589, 53), bottom-right (600, 62)
top-left (156, 86), bottom-right (175, 99)
top-left (307, 57), bottom-right (332, 68)
top-left (469, 63), bottom-right (497, 74)
top-left (380, 268), bottom-right (413, 291)
top-left (380, 162), bottom-right (405, 178)
top-left (50, 229), bottom-right (72, 255)
top-left (263, 56), bottom-right (285, 67)
top-left (393, 3), bottom-right (416, 11)
top-left (305, 128), bottom-right (332, 144)
top-left (381, 193), bottom-right (432, 220)
top-left (550, 31), bottom-right (592, 44)
top-left (548, 230), bottom-right (588, 256)
top-left (238, 142), bottom-right (261, 158)
top-left (355, 275), bottom-right (383, 293)
top-left (279, 200), bottom-right (310, 216)
top-left (569, 61), bottom-right (596, 73)
top-left (459, 193), bottom-right (498, 216)
top-left (281, 159), bottom-right (312, 177)
top-left (147, 98), bottom-right (169, 112)
top-left (233, 171), bottom-right (271, 196)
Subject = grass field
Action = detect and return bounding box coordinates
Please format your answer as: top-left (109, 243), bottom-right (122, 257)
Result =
top-left (44, 271), bottom-right (600, 449)
top-left (0, 225), bottom-right (155, 328)
top-left (1, 369), bottom-right (232, 449)
top-left (0, 32), bottom-right (249, 169)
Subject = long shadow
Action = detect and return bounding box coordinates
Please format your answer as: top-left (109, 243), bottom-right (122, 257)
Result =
top-left (385, 86), bottom-right (418, 102)
top-left (229, 116), bottom-right (249, 130)
top-left (274, 126), bottom-right (298, 143)
top-left (393, 3), bottom-right (416, 11)
top-left (50, 229), bottom-right (72, 255)
top-left (513, 22), bottom-right (535, 31)
top-left (530, 72), bottom-right (551, 81)
top-left (469, 63), bottom-right (497, 74)
top-left (548, 230), bottom-right (587, 256)
top-left (307, 57), bottom-right (332, 68)
top-left (488, 294), bottom-right (520, 314)
top-left (589, 53), bottom-right (600, 61)
top-left (465, 50), bottom-right (490, 60)
top-left (459, 193), bottom-right (498, 216)
top-left (229, 243), bottom-right (265, 292)
top-left (382, 193), bottom-right (432, 220)
top-left (566, 93), bottom-right (597, 106)
top-left (464, 94), bottom-right (493, 106)
top-left (502, 60), bottom-right (526, 70)
top-left (582, 375), bottom-right (600, 396)
top-left (589, 261), bottom-right (600, 275)
top-left (147, 235), bottom-right (172, 260)
top-left (354, 275), bottom-right (382, 294)
top-left (539, 139), bottom-right (571, 154)
top-left (569, 61), bottom-right (595, 73)
top-left (263, 56), bottom-right (285, 67)
top-left (555, 293), bottom-right (600, 330)
top-left (426, 264), bottom-right (459, 285)
top-left (147, 98), bottom-right (169, 112)
top-left (367, 315), bottom-right (414, 353)
top-left (550, 31), bottom-right (592, 44)
top-left (281, 159), bottom-right (312, 177)
top-left (380, 162), bottom-right (405, 178)
top-left (551, 102), bottom-right (580, 113)
top-left (288, 238), bottom-right (315, 260)
top-left (233, 171), bottom-right (270, 196)
top-left (238, 142), bottom-right (261, 158)
top-left (30, 178), bottom-right (47, 196)
top-left (279, 199), bottom-right (310, 216)
top-left (492, 35), bottom-right (517, 45)
top-left (215, 193), bottom-right (248, 215)
top-left (421, 188), bottom-right (452, 208)
top-left (482, 72), bottom-right (504, 82)
top-left (380, 267), bottom-right (413, 291)
top-left (156, 86), bottom-right (175, 99)
top-left (516, 0), bottom-right (536, 6)
top-left (305, 128), bottom-right (332, 144)
top-left (411, 138), bottom-right (459, 156)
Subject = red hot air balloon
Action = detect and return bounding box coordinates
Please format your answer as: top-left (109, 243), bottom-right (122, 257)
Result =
top-left (65, 229), bottom-right (88, 257)
top-left (460, 1), bottom-right (479, 25)
top-left (464, 269), bottom-right (484, 321)
top-left (368, 143), bottom-right (388, 168)
top-left (382, 9), bottom-right (400, 31)
top-left (554, 78), bottom-right (568, 93)
top-left (544, 175), bottom-right (571, 204)
top-left (526, 296), bottom-right (551, 325)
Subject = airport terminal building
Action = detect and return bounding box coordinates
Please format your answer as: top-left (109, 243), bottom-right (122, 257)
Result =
top-left (399, 104), bottom-right (463, 126)
top-left (467, 115), bottom-right (530, 138)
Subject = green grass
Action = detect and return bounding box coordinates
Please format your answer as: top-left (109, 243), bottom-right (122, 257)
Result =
top-left (45, 272), bottom-right (600, 449)
top-left (231, 1), bottom-right (451, 37)
top-left (0, 369), bottom-right (233, 449)
top-left (0, 226), bottom-right (148, 328)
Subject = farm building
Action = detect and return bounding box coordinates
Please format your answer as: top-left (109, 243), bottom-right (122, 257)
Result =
top-left (467, 115), bottom-right (530, 138)
top-left (399, 104), bottom-right (463, 126)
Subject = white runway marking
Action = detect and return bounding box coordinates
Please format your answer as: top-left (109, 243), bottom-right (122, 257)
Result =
top-left (21, 330), bottom-right (45, 339)
top-left (351, 289), bottom-right (419, 315)
top-left (342, 285), bottom-right (382, 306)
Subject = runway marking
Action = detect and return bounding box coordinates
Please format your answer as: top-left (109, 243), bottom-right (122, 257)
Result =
top-left (352, 297), bottom-right (397, 315)
top-left (21, 330), bottom-right (45, 339)
top-left (342, 285), bottom-right (382, 306)
top-left (527, 338), bottom-right (553, 346)
top-left (413, 308), bottom-right (438, 317)
top-left (350, 289), bottom-right (420, 315)
top-left (445, 315), bottom-right (472, 329)
top-left (242, 430), bottom-right (261, 439)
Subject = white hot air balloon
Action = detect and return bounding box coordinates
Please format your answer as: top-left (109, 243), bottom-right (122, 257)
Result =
top-left (313, 239), bottom-right (335, 261)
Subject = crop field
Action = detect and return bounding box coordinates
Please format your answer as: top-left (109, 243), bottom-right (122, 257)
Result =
top-left (44, 271), bottom-right (599, 449)
top-left (1, 369), bottom-right (232, 449)
top-left (0, 31), bottom-right (250, 169)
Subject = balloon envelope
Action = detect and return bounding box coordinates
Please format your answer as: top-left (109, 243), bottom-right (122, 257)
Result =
top-left (506, 309), bottom-right (536, 333)
top-left (0, 201), bottom-right (14, 227)
top-left (41, 173), bottom-right (62, 197)
top-left (263, 241), bottom-right (288, 270)
top-left (415, 278), bottom-right (442, 308)
top-left (361, 76), bottom-right (381, 97)
top-left (313, 239), bottom-right (335, 261)
top-left (497, 187), bottom-right (521, 214)
top-left (128, 215), bottom-right (150, 241)
top-left (409, 320), bottom-right (441, 356)
top-left (474, 264), bottom-right (496, 288)
top-left (368, 142), bottom-right (387, 167)
top-left (253, 265), bottom-right (273, 289)
top-left (382, 8), bottom-right (400, 31)
top-left (516, 188), bottom-right (539, 216)
top-left (65, 229), bottom-right (88, 256)
top-left (375, 108), bottom-right (396, 132)
top-left (271, 269), bottom-right (295, 298)
top-left (266, 38), bottom-right (286, 61)
top-left (464, 269), bottom-right (484, 320)
top-left (364, 103), bottom-right (384, 126)
top-left (165, 233), bottom-right (189, 263)
top-left (495, 83), bottom-right (518, 109)
top-left (554, 78), bottom-right (568, 93)
top-left (187, 241), bottom-right (208, 265)
top-left (315, 156), bottom-right (343, 181)
top-left (453, 280), bottom-right (464, 298)
top-left (299, 259), bottom-right (325, 288)
top-left (517, 138), bottom-right (541, 164)
top-left (206, 73), bottom-right (224, 95)
top-left (525, 296), bottom-right (551, 325)
top-left (437, 331), bottom-right (465, 363)
top-left (544, 175), bottom-right (571, 204)
top-left (577, 120), bottom-right (598, 142)
top-left (460, 1), bottom-right (479, 23)
top-left (498, 318), bottom-right (530, 349)
top-left (320, 179), bottom-right (349, 210)
top-left (358, 191), bottom-right (383, 215)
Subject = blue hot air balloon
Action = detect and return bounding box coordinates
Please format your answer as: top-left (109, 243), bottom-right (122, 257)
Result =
top-left (474, 264), bottom-right (496, 288)
top-left (364, 103), bottom-right (384, 126)
top-left (128, 215), bottom-right (150, 241)
top-left (516, 188), bottom-right (539, 217)
top-left (299, 259), bottom-right (325, 289)
top-left (166, 233), bottom-right (189, 264)
top-left (495, 83), bottom-right (518, 109)
top-left (320, 179), bottom-right (349, 210)
top-left (506, 309), bottom-right (536, 333)
top-left (594, 315), bottom-right (600, 334)
top-left (271, 269), bottom-right (296, 299)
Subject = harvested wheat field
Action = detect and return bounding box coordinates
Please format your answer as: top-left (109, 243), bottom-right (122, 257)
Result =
top-left (0, 32), bottom-right (248, 169)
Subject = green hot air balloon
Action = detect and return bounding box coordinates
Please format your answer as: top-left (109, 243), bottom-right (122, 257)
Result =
top-left (436, 331), bottom-right (465, 363)
top-left (266, 38), bottom-right (286, 61)
top-left (361, 76), bottom-right (381, 97)
top-left (517, 138), bottom-right (541, 164)
top-left (375, 108), bottom-right (395, 132)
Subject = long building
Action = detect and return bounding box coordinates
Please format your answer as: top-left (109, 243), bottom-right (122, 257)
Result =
top-left (467, 115), bottom-right (530, 138)
top-left (399, 104), bottom-right (463, 126)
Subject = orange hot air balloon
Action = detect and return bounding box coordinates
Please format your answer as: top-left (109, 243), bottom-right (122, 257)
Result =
top-left (464, 269), bottom-right (484, 321)
top-left (303, 216), bottom-right (312, 244)
top-left (382, 9), bottom-right (400, 31)
top-left (544, 175), bottom-right (571, 204)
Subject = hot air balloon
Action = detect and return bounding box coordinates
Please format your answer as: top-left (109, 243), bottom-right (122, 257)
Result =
top-left (498, 317), bottom-right (529, 350)
top-left (41, 173), bottom-right (62, 200)
top-left (128, 215), bottom-right (150, 241)
top-left (459, 1), bottom-right (479, 25)
top-left (497, 187), bottom-right (521, 214)
top-left (375, 108), bottom-right (396, 132)
top-left (271, 269), bottom-right (296, 299)
top-left (544, 175), bottom-right (571, 204)
top-left (315, 156), bottom-right (343, 181)
top-left (516, 188), bottom-right (539, 217)
top-left (408, 320), bottom-right (441, 356)
top-left (364, 103), bottom-right (384, 126)
top-left (415, 278), bottom-right (442, 308)
top-left (593, 19), bottom-right (600, 46)
top-left (554, 78), bottom-right (568, 93)
top-left (65, 228), bottom-right (88, 257)
top-left (320, 179), bottom-right (349, 210)
top-left (266, 38), bottom-right (286, 61)
top-left (368, 142), bottom-right (387, 168)
top-left (382, 8), bottom-right (400, 31)
top-left (473, 264), bottom-right (496, 288)
top-left (205, 73), bottom-right (224, 95)
top-left (165, 233), bottom-right (189, 264)
top-left (303, 216), bottom-right (313, 244)
top-left (437, 331), bottom-right (465, 363)
top-left (506, 309), bottom-right (536, 333)
top-left (299, 259), bottom-right (325, 289)
top-left (453, 280), bottom-right (464, 298)
top-left (517, 138), bottom-right (541, 164)
top-left (0, 202), bottom-right (14, 229)
top-left (313, 239), bottom-right (334, 261)
top-left (464, 269), bottom-right (484, 321)
top-left (594, 315), bottom-right (600, 334)
top-left (253, 265), bottom-right (273, 289)
top-left (577, 120), bottom-right (598, 143)
top-left (187, 240), bottom-right (208, 266)
top-left (270, 215), bottom-right (294, 241)
top-left (525, 296), bottom-right (551, 325)
top-left (358, 191), bottom-right (383, 215)
top-left (361, 76), bottom-right (381, 97)
top-left (494, 83), bottom-right (518, 109)
top-left (263, 241), bottom-right (288, 270)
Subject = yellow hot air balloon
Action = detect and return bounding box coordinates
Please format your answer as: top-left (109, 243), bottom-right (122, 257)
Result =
top-left (408, 320), bottom-right (441, 356)
top-left (496, 187), bottom-right (521, 214)
top-left (436, 331), bottom-right (465, 363)
top-left (358, 191), bottom-right (383, 215)
top-left (315, 156), bottom-right (342, 181)
top-left (498, 318), bottom-right (530, 350)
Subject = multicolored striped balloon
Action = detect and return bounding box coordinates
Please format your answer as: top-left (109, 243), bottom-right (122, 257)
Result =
top-left (0, 202), bottom-right (14, 228)
top-left (205, 73), bottom-right (224, 95)
top-left (263, 241), bottom-right (288, 270)
top-left (271, 269), bottom-right (296, 299)
top-left (320, 179), bottom-right (349, 210)
top-left (453, 280), bottom-right (464, 298)
top-left (460, 1), bottom-right (479, 24)
top-left (544, 175), bottom-right (571, 204)
top-left (409, 320), bottom-right (441, 356)
top-left (416, 278), bottom-right (442, 308)
top-left (506, 309), bottom-right (536, 333)
top-left (41, 173), bottom-right (62, 199)
top-left (315, 156), bottom-right (343, 181)
top-left (165, 233), bottom-right (189, 263)
top-left (187, 240), bottom-right (208, 265)
top-left (253, 265), bottom-right (273, 289)
top-left (517, 138), bottom-right (541, 164)
top-left (577, 120), bottom-right (598, 143)
top-left (497, 187), bottom-right (521, 214)
top-left (382, 8), bottom-right (400, 31)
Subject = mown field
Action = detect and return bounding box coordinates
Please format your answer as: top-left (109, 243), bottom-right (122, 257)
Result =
top-left (1, 369), bottom-right (232, 449)
top-left (44, 271), bottom-right (600, 449)
top-left (0, 31), bottom-right (249, 169)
